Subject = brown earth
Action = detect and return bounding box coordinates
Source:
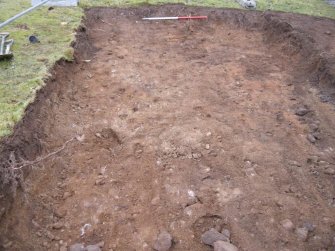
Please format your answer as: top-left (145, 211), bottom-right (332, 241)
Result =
top-left (1, 5), bottom-right (335, 251)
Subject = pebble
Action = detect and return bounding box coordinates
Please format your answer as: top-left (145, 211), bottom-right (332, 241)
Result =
top-left (307, 134), bottom-right (316, 143)
top-left (201, 228), bottom-right (230, 246)
top-left (86, 245), bottom-right (101, 251)
top-left (63, 191), bottom-right (73, 200)
top-left (295, 107), bottom-right (310, 116)
top-left (2, 241), bottom-right (12, 248)
top-left (52, 222), bottom-right (64, 230)
top-left (281, 219), bottom-right (294, 231)
top-left (324, 167), bottom-right (335, 175)
top-left (59, 246), bottom-right (67, 251)
top-left (296, 227), bottom-right (309, 241)
top-left (213, 241), bottom-right (238, 251)
top-left (95, 177), bottom-right (106, 185)
top-left (153, 231), bottom-right (172, 251)
top-left (307, 156), bottom-right (319, 164)
top-left (303, 222), bottom-right (315, 232)
top-left (69, 243), bottom-right (85, 251)
top-left (205, 144), bottom-right (210, 150)
top-left (221, 229), bottom-right (231, 239)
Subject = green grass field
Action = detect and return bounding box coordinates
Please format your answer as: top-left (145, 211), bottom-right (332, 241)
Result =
top-left (0, 0), bottom-right (334, 137)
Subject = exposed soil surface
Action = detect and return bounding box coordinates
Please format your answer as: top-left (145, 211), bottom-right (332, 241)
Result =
top-left (1, 5), bottom-right (335, 251)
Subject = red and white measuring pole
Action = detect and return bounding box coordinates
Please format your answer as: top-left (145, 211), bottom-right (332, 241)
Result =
top-left (142, 16), bottom-right (208, 21)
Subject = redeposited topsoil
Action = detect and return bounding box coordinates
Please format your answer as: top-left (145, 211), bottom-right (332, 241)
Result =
top-left (1, 5), bottom-right (335, 251)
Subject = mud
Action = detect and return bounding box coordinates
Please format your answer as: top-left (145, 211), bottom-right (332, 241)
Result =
top-left (1, 5), bottom-right (335, 251)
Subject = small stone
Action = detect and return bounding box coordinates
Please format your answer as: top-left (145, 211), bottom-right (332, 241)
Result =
top-left (69, 243), bottom-right (85, 251)
top-left (153, 231), bottom-right (172, 251)
top-left (213, 241), bottom-right (238, 251)
top-left (96, 241), bottom-right (105, 248)
top-left (307, 134), bottom-right (316, 143)
top-left (201, 228), bottom-right (230, 246)
top-left (295, 107), bottom-right (310, 116)
top-left (52, 222), bottom-right (64, 229)
top-left (303, 222), bottom-right (315, 232)
top-left (205, 144), bottom-right (210, 150)
top-left (60, 246), bottom-right (67, 251)
top-left (288, 160), bottom-right (301, 167)
top-left (63, 191), bottom-right (73, 200)
top-left (325, 31), bottom-right (331, 35)
top-left (281, 219), bottom-right (294, 231)
top-left (45, 231), bottom-right (55, 240)
top-left (95, 177), bottom-right (106, 185)
top-left (324, 168), bottom-right (335, 175)
top-left (54, 208), bottom-right (67, 218)
top-left (3, 241), bottom-right (13, 248)
top-left (307, 156), bottom-right (319, 164)
top-left (0, 207), bottom-right (5, 219)
top-left (296, 227), bottom-right (309, 241)
top-left (221, 229), bottom-right (231, 239)
top-left (86, 245), bottom-right (101, 251)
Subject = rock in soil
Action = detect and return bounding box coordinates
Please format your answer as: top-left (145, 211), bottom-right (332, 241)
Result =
top-left (153, 231), bottom-right (172, 251)
top-left (69, 243), bottom-right (85, 251)
top-left (202, 228), bottom-right (230, 246)
top-left (295, 107), bottom-right (310, 116)
top-left (307, 134), bottom-right (316, 143)
top-left (213, 241), bottom-right (238, 251)
top-left (221, 229), bottom-right (231, 240)
top-left (296, 227), bottom-right (309, 241)
top-left (86, 245), bottom-right (101, 251)
top-left (324, 167), bottom-right (335, 175)
top-left (281, 219), bottom-right (294, 231)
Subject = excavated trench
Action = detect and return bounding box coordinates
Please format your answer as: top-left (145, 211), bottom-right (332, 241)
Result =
top-left (1, 5), bottom-right (335, 251)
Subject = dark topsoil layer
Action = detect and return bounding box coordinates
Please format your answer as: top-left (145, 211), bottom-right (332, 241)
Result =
top-left (0, 4), bottom-right (335, 250)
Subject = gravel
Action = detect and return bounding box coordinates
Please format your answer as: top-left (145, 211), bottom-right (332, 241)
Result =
top-left (153, 231), bottom-right (172, 251)
top-left (202, 228), bottom-right (230, 246)
top-left (213, 241), bottom-right (238, 251)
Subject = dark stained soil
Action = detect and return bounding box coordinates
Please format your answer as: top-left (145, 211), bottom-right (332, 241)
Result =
top-left (1, 5), bottom-right (335, 251)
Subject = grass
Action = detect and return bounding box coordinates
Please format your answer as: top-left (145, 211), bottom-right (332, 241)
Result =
top-left (0, 0), bottom-right (334, 137)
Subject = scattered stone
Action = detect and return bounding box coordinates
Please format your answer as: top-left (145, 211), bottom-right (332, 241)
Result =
top-left (281, 219), bottom-right (294, 231)
top-left (296, 227), bottom-right (309, 241)
top-left (0, 207), bottom-right (5, 219)
top-left (324, 168), bottom-right (335, 175)
top-left (54, 208), bottom-right (67, 218)
top-left (295, 107), bottom-right (310, 116)
top-left (325, 31), bottom-right (331, 35)
top-left (153, 231), bottom-right (172, 251)
top-left (205, 144), bottom-right (210, 150)
top-left (221, 229), bottom-right (231, 240)
top-left (307, 134), bottom-right (316, 143)
top-left (52, 222), bottom-right (64, 230)
top-left (63, 191), bottom-right (73, 200)
top-left (45, 230), bottom-right (56, 240)
top-left (2, 241), bottom-right (13, 249)
top-left (307, 156), bottom-right (319, 164)
top-left (303, 222), bottom-right (315, 232)
top-left (201, 228), bottom-right (230, 246)
top-left (310, 123), bottom-right (319, 132)
top-left (192, 153), bottom-right (202, 159)
top-left (86, 245), bottom-right (101, 251)
top-left (213, 241), bottom-right (238, 251)
top-left (96, 241), bottom-right (105, 248)
top-left (95, 176), bottom-right (106, 185)
top-left (69, 243), bottom-right (85, 251)
top-left (288, 160), bottom-right (301, 167)
top-left (59, 246), bottom-right (67, 251)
